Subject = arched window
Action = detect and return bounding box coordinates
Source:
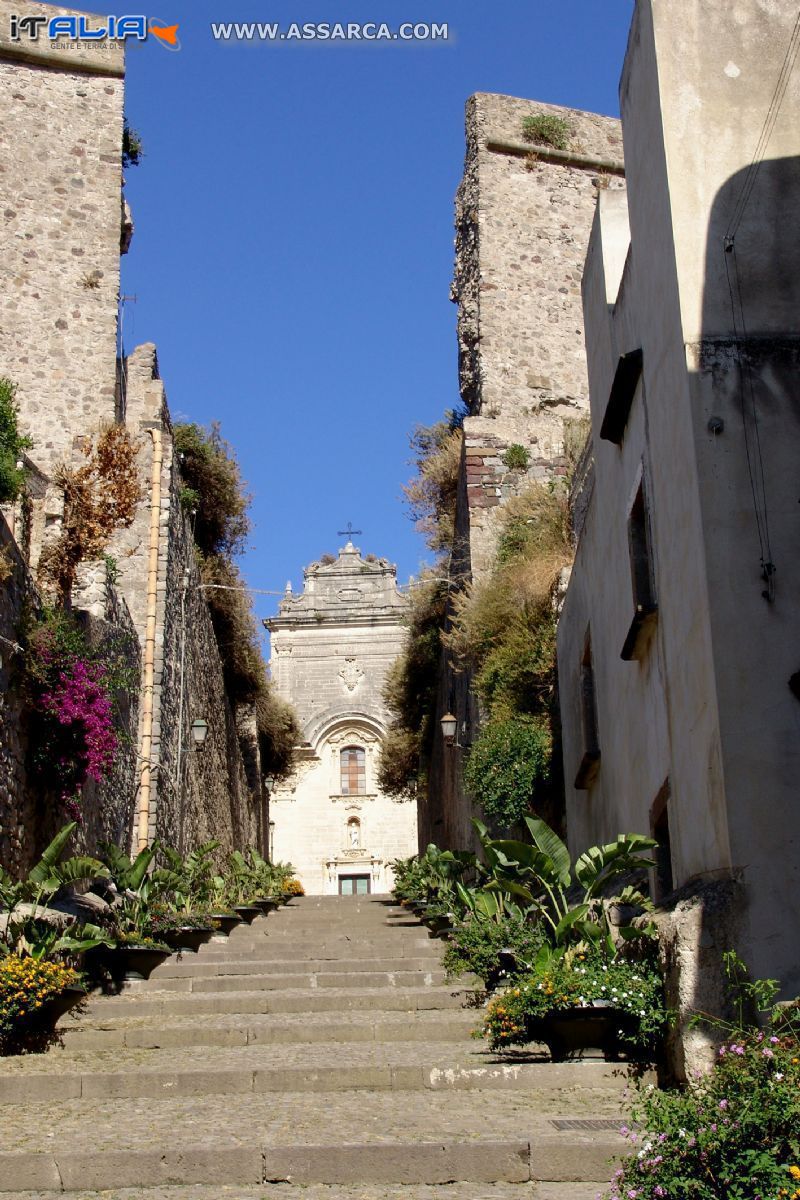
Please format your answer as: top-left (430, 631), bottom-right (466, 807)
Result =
top-left (340, 746), bottom-right (366, 795)
top-left (347, 816), bottom-right (361, 848)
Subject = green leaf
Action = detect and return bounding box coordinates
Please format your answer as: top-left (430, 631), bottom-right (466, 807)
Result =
top-left (27, 823), bottom-right (77, 884)
top-left (523, 815), bottom-right (572, 886)
top-left (553, 904), bottom-right (590, 945)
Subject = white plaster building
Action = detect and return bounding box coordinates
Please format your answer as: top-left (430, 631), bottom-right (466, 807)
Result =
top-left (556, 0), bottom-right (800, 1032)
top-left (265, 542), bottom-right (417, 894)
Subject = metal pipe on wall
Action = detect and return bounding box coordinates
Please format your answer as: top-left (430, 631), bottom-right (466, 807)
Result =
top-left (135, 426), bottom-right (163, 853)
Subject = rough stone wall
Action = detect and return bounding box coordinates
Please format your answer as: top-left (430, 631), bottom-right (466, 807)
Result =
top-left (113, 344), bottom-right (261, 857)
top-left (0, 1), bottom-right (125, 519)
top-left (421, 94), bottom-right (623, 851)
top-left (453, 93), bottom-right (624, 577)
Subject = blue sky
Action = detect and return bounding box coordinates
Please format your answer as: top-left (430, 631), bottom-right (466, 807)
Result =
top-left (121, 1), bottom-right (634, 631)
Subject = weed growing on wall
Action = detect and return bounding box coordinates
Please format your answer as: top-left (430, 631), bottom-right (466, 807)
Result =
top-left (521, 114), bottom-right (572, 151)
top-left (0, 377), bottom-right (32, 504)
top-left (378, 575), bottom-right (448, 799)
top-left (174, 421), bottom-right (299, 779)
top-left (502, 443), bottom-right (530, 472)
top-left (448, 485), bottom-right (572, 829)
top-left (37, 424), bottom-right (141, 601)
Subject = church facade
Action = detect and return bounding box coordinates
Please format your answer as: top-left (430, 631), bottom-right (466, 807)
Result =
top-left (265, 542), bottom-right (417, 894)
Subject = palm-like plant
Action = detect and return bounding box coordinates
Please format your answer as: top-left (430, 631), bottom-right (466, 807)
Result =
top-left (475, 815), bottom-right (656, 953)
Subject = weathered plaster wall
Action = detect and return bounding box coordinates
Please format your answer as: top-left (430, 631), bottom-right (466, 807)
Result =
top-left (267, 545), bottom-right (417, 894)
top-left (558, 0), bottom-right (800, 1023)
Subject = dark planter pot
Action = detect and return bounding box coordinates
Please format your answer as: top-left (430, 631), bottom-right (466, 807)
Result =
top-left (161, 927), bottom-right (215, 953)
top-left (533, 1004), bottom-right (627, 1062)
top-left (209, 913), bottom-right (242, 936)
top-left (232, 905), bottom-right (261, 924)
top-left (26, 984), bottom-right (87, 1029)
top-left (254, 898), bottom-right (279, 915)
top-left (110, 946), bottom-right (171, 982)
top-left (425, 912), bottom-right (455, 937)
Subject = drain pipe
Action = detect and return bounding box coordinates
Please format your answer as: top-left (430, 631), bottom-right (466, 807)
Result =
top-left (136, 427), bottom-right (163, 853)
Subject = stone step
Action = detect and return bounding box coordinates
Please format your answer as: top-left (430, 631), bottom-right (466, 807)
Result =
top-left (0, 1090), bottom-right (624, 1189)
top-left (56, 1008), bottom-right (479, 1049)
top-left (196, 936), bottom-right (435, 957)
top-left (0, 1040), bottom-right (637, 1102)
top-left (150, 954), bottom-right (444, 978)
top-left (77, 984), bottom-right (477, 1019)
top-left (122, 968), bottom-right (449, 994)
top-left (8, 1185), bottom-right (606, 1200)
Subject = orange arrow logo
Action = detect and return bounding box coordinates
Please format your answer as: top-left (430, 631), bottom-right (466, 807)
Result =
top-left (150, 21), bottom-right (179, 45)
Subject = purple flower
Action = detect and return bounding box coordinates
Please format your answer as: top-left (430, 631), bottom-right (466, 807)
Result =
top-left (718, 1100), bottom-right (728, 1110)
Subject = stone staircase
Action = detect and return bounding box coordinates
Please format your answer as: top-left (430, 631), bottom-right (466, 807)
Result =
top-left (0, 896), bottom-right (629, 1198)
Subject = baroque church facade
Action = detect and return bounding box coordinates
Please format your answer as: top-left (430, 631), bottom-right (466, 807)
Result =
top-left (265, 542), bottom-right (417, 894)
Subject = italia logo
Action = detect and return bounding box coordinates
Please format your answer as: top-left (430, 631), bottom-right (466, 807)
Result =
top-left (9, 13), bottom-right (181, 50)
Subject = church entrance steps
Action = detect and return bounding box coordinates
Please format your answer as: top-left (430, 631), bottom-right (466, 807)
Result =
top-left (0, 897), bottom-right (625, 1197)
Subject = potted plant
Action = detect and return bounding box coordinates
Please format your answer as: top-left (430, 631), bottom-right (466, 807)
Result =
top-left (0, 955), bottom-right (85, 1053)
top-left (482, 947), bottom-right (667, 1061)
top-left (101, 930), bottom-right (172, 982)
top-left (143, 907), bottom-right (218, 952)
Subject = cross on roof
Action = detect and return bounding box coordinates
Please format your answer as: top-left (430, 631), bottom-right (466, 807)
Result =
top-left (337, 522), bottom-right (363, 540)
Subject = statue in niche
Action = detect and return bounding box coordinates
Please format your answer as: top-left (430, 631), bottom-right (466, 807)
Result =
top-left (348, 818), bottom-right (361, 848)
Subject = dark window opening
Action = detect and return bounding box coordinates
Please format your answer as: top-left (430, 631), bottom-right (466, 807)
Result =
top-left (574, 632), bottom-right (601, 790)
top-left (650, 782), bottom-right (674, 901)
top-left (621, 476), bottom-right (658, 660)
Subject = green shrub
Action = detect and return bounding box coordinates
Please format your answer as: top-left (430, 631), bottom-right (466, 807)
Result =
top-left (378, 576), bottom-right (448, 799)
top-left (521, 114), bottom-right (571, 151)
top-left (443, 915), bottom-right (545, 985)
top-left (0, 377), bottom-right (31, 504)
top-left (122, 118), bottom-right (143, 169)
top-left (173, 423), bottom-right (250, 560)
top-left (463, 715), bottom-right (551, 828)
top-left (502, 444), bottom-right (530, 471)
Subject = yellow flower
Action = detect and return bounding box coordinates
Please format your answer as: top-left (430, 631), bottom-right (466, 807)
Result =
top-left (789, 1167), bottom-right (800, 1181)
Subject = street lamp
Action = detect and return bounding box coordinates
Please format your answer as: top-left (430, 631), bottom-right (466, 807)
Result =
top-left (190, 718), bottom-right (209, 749)
top-left (269, 819), bottom-right (275, 862)
top-left (440, 712), bottom-right (457, 745)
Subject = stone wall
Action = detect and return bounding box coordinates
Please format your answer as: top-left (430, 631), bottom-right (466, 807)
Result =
top-left (0, 13), bottom-right (263, 872)
top-left (112, 344), bottom-right (263, 857)
top-left (0, 0), bottom-right (125, 512)
top-left (420, 94), bottom-right (623, 851)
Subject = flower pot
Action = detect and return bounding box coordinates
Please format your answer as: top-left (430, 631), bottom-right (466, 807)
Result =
top-left (209, 913), bottom-right (242, 936)
top-left (536, 1004), bottom-right (626, 1062)
top-left (425, 912), bottom-right (455, 937)
top-left (26, 984), bottom-right (87, 1030)
top-left (232, 904), bottom-right (261, 924)
top-left (109, 945), bottom-right (171, 982)
top-left (161, 927), bottom-right (215, 953)
top-left (254, 898), bottom-right (279, 915)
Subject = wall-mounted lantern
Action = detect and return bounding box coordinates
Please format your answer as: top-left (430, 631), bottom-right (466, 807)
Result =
top-left (440, 712), bottom-right (457, 745)
top-left (190, 717), bottom-right (209, 749)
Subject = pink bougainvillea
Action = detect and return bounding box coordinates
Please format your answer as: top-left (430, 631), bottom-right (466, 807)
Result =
top-left (26, 614), bottom-right (120, 817)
